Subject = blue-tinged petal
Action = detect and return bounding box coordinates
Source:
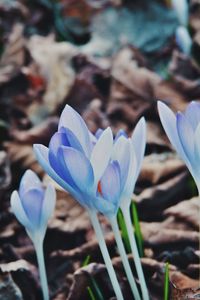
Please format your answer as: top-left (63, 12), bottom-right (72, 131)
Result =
top-left (64, 128), bottom-right (84, 153)
top-left (19, 170), bottom-right (42, 198)
top-left (193, 124), bottom-right (200, 184)
top-left (90, 127), bottom-right (113, 186)
top-left (58, 105), bottom-right (92, 157)
top-left (176, 112), bottom-right (195, 164)
top-left (40, 184), bottom-right (56, 231)
top-left (33, 144), bottom-right (78, 198)
top-left (95, 129), bottom-right (103, 139)
top-left (131, 117), bottom-right (146, 179)
top-left (184, 101), bottom-right (200, 131)
top-left (11, 191), bottom-right (33, 231)
top-left (112, 136), bottom-right (130, 190)
top-left (49, 132), bottom-right (69, 157)
top-left (100, 161), bottom-right (121, 204)
top-left (176, 26), bottom-right (192, 55)
top-left (158, 101), bottom-right (191, 168)
top-left (171, 0), bottom-right (188, 26)
top-left (115, 129), bottom-right (128, 141)
top-left (21, 189), bottom-right (44, 229)
top-left (120, 141), bottom-right (137, 204)
top-left (59, 146), bottom-right (94, 193)
top-left (93, 195), bottom-right (117, 216)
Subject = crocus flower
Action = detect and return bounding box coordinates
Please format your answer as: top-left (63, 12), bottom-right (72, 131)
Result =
top-left (158, 101), bottom-right (200, 192)
top-left (11, 169), bottom-right (56, 240)
top-left (11, 170), bottom-right (56, 300)
top-left (176, 26), bottom-right (192, 55)
top-left (34, 105), bottom-right (126, 300)
top-left (33, 105), bottom-right (130, 216)
top-left (171, 0), bottom-right (188, 27)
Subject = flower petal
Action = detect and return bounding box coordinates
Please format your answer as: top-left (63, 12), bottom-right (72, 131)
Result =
top-left (95, 128), bottom-right (103, 139)
top-left (59, 146), bottom-right (94, 193)
top-left (34, 144), bottom-right (77, 197)
top-left (115, 129), bottom-right (128, 141)
top-left (58, 105), bottom-right (92, 157)
top-left (10, 191), bottom-right (33, 231)
top-left (185, 101), bottom-right (200, 131)
top-left (112, 136), bottom-right (130, 190)
top-left (90, 127), bottom-right (113, 186)
top-left (176, 112), bottom-right (194, 164)
top-left (19, 170), bottom-right (42, 198)
top-left (131, 117), bottom-right (146, 179)
top-left (100, 161), bottom-right (121, 204)
top-left (158, 101), bottom-right (190, 167)
top-left (40, 184), bottom-right (56, 230)
top-left (21, 188), bottom-right (44, 229)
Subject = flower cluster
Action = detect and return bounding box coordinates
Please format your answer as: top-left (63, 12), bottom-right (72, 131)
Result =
top-left (13, 99), bottom-right (200, 300)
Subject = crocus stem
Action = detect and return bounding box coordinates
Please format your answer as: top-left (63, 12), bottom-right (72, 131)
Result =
top-left (88, 210), bottom-right (124, 300)
top-left (35, 240), bottom-right (49, 300)
top-left (109, 215), bottom-right (141, 300)
top-left (122, 208), bottom-right (149, 300)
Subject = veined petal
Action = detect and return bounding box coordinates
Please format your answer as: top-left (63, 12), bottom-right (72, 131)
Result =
top-left (11, 191), bottom-right (33, 231)
top-left (176, 112), bottom-right (194, 163)
top-left (40, 184), bottom-right (56, 230)
top-left (59, 146), bottom-right (94, 193)
top-left (131, 117), bottom-right (146, 179)
top-left (100, 161), bottom-right (121, 204)
top-left (185, 101), bottom-right (200, 131)
top-left (49, 132), bottom-right (69, 157)
top-left (19, 170), bottom-right (42, 198)
top-left (158, 101), bottom-right (191, 167)
top-left (33, 144), bottom-right (77, 197)
top-left (21, 189), bottom-right (44, 229)
top-left (90, 127), bottom-right (113, 186)
top-left (58, 105), bottom-right (92, 157)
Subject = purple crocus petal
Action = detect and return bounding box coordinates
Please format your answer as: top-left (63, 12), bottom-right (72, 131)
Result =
top-left (40, 184), bottom-right (56, 231)
top-left (21, 188), bottom-right (44, 229)
top-left (11, 191), bottom-right (33, 231)
top-left (131, 117), bottom-right (146, 179)
top-left (90, 127), bottom-right (113, 186)
top-left (19, 170), bottom-right (42, 198)
top-left (184, 101), bottom-right (200, 131)
top-left (49, 132), bottom-right (69, 157)
top-left (100, 161), bottom-right (121, 204)
top-left (95, 128), bottom-right (103, 139)
top-left (176, 112), bottom-right (195, 163)
top-left (112, 136), bottom-right (130, 190)
top-left (58, 105), bottom-right (92, 157)
top-left (158, 101), bottom-right (191, 168)
top-left (59, 146), bottom-right (94, 193)
top-left (34, 144), bottom-right (78, 198)
top-left (115, 129), bottom-right (128, 141)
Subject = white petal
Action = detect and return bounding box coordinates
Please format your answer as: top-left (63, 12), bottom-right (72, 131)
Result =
top-left (90, 127), bottom-right (113, 185)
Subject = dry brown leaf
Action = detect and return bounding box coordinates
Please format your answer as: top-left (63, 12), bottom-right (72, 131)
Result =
top-left (164, 197), bottom-right (200, 230)
top-left (0, 23), bottom-right (25, 84)
top-left (140, 153), bottom-right (185, 185)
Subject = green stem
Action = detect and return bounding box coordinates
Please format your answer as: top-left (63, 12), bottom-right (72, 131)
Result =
top-left (35, 240), bottom-right (49, 300)
top-left (88, 210), bottom-right (124, 300)
top-left (122, 207), bottom-right (149, 300)
top-left (109, 215), bottom-right (141, 300)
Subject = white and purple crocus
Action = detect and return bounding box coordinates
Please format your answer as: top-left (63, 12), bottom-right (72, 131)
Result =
top-left (11, 170), bottom-right (56, 300)
top-left (34, 105), bottom-right (149, 300)
top-left (158, 101), bottom-right (200, 193)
